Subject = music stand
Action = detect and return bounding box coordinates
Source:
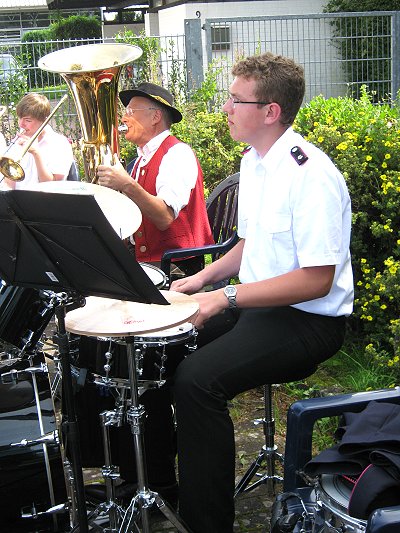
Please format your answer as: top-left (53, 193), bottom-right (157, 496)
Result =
top-left (0, 189), bottom-right (169, 532)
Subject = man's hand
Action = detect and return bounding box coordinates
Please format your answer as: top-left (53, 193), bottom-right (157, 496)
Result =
top-left (189, 290), bottom-right (228, 329)
top-left (170, 274), bottom-right (204, 295)
top-left (97, 153), bottom-right (131, 191)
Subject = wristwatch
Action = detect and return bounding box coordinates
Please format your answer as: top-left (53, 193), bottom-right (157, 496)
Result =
top-left (223, 285), bottom-right (237, 308)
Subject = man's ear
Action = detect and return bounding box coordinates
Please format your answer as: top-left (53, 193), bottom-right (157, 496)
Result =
top-left (264, 102), bottom-right (282, 125)
top-left (152, 108), bottom-right (164, 125)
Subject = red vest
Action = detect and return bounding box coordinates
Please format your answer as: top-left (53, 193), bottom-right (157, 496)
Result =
top-left (133, 135), bottom-right (214, 262)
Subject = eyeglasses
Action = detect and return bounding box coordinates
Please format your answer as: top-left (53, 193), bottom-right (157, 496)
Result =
top-left (227, 95), bottom-right (270, 109)
top-left (124, 107), bottom-right (156, 116)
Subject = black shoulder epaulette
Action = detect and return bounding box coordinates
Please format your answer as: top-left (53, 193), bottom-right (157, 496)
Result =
top-left (290, 146), bottom-right (308, 165)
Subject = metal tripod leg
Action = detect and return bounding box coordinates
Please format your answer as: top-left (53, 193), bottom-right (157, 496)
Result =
top-left (235, 384), bottom-right (284, 497)
top-left (85, 407), bottom-right (126, 532)
top-left (118, 341), bottom-right (193, 533)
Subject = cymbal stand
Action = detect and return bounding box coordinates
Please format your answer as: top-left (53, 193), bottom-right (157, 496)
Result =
top-left (119, 338), bottom-right (192, 533)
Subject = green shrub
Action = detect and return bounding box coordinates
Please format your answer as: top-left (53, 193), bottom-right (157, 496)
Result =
top-left (21, 29), bottom-right (55, 89)
top-left (172, 110), bottom-right (244, 193)
top-left (295, 87), bottom-right (400, 376)
top-left (50, 15), bottom-right (101, 40)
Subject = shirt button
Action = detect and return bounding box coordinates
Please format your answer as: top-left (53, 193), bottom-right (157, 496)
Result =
top-left (140, 245), bottom-right (147, 253)
top-left (136, 231), bottom-right (143, 238)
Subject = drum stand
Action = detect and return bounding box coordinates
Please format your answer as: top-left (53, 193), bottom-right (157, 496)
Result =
top-left (234, 384), bottom-right (284, 497)
top-left (118, 339), bottom-right (192, 533)
top-left (85, 399), bottom-right (127, 532)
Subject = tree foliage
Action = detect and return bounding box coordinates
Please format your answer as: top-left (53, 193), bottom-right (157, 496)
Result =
top-left (50, 15), bottom-right (101, 40)
top-left (324, 0), bottom-right (400, 11)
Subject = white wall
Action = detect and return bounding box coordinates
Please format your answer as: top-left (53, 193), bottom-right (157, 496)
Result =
top-left (103, 22), bottom-right (145, 40)
top-left (149, 0), bottom-right (326, 36)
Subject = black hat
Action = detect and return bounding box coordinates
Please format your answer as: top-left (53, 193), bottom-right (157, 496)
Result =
top-left (119, 82), bottom-right (182, 123)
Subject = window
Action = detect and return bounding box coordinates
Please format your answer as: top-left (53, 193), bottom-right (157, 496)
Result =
top-left (211, 25), bottom-right (230, 51)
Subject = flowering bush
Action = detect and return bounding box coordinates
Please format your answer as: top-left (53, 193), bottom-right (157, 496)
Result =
top-left (295, 87), bottom-right (400, 377)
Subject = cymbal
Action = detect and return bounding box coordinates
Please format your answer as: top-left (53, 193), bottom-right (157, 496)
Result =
top-left (26, 181), bottom-right (141, 239)
top-left (65, 290), bottom-right (199, 337)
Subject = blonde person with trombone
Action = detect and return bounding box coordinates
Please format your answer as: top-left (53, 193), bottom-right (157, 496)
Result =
top-left (0, 93), bottom-right (73, 190)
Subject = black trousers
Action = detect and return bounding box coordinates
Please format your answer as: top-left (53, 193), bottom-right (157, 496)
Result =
top-left (173, 306), bottom-right (346, 533)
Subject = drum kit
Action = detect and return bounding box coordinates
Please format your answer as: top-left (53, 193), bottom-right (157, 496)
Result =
top-left (0, 189), bottom-right (198, 533)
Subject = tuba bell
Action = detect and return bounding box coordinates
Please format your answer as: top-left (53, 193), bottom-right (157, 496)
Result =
top-left (38, 43), bottom-right (142, 183)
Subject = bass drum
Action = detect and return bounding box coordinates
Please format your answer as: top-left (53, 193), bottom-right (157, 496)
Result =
top-left (0, 352), bottom-right (67, 530)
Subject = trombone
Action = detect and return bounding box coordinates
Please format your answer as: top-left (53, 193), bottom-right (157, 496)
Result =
top-left (0, 94), bottom-right (68, 182)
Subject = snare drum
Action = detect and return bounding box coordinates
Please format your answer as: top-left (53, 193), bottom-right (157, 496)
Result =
top-left (139, 262), bottom-right (167, 289)
top-left (0, 282), bottom-right (56, 353)
top-left (316, 474), bottom-right (367, 532)
top-left (77, 322), bottom-right (196, 389)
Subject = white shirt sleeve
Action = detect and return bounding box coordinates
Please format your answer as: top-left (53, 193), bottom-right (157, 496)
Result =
top-left (155, 142), bottom-right (199, 218)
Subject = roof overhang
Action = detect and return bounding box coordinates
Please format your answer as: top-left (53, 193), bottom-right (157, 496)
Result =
top-left (46, 0), bottom-right (148, 9)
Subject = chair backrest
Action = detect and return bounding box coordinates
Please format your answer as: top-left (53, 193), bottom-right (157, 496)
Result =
top-left (206, 172), bottom-right (239, 258)
top-left (159, 172), bottom-right (240, 282)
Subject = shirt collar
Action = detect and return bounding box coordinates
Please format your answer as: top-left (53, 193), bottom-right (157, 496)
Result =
top-left (137, 129), bottom-right (171, 161)
top-left (243, 127), bottom-right (297, 173)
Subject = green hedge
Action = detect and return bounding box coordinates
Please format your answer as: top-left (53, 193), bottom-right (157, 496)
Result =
top-left (294, 87), bottom-right (400, 376)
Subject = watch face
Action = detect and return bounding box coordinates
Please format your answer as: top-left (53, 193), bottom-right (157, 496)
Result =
top-left (225, 285), bottom-right (236, 296)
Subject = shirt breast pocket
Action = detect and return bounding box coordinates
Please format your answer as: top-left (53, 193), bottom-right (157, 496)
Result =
top-left (261, 213), bottom-right (295, 273)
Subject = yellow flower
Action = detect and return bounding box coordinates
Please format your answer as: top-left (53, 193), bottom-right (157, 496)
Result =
top-left (382, 162), bottom-right (388, 168)
top-left (336, 142), bottom-right (348, 151)
top-left (317, 136), bottom-right (324, 143)
top-left (365, 155), bottom-right (372, 161)
top-left (385, 153), bottom-right (391, 159)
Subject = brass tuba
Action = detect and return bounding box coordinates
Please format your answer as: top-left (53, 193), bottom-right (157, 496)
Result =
top-left (38, 43), bottom-right (142, 183)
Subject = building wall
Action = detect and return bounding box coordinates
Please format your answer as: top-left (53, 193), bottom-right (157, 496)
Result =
top-left (103, 22), bottom-right (145, 40)
top-left (147, 0), bottom-right (326, 36)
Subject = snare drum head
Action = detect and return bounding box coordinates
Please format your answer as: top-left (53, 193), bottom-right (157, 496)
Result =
top-left (140, 263), bottom-right (167, 289)
top-left (26, 181), bottom-right (141, 239)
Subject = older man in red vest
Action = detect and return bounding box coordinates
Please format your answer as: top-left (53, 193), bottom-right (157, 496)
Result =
top-left (97, 82), bottom-right (213, 275)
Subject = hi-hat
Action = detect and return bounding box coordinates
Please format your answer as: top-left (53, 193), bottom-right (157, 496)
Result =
top-left (26, 181), bottom-right (141, 239)
top-left (64, 290), bottom-right (199, 337)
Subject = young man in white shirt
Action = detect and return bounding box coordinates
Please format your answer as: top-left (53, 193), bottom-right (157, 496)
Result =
top-left (171, 52), bottom-right (354, 533)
